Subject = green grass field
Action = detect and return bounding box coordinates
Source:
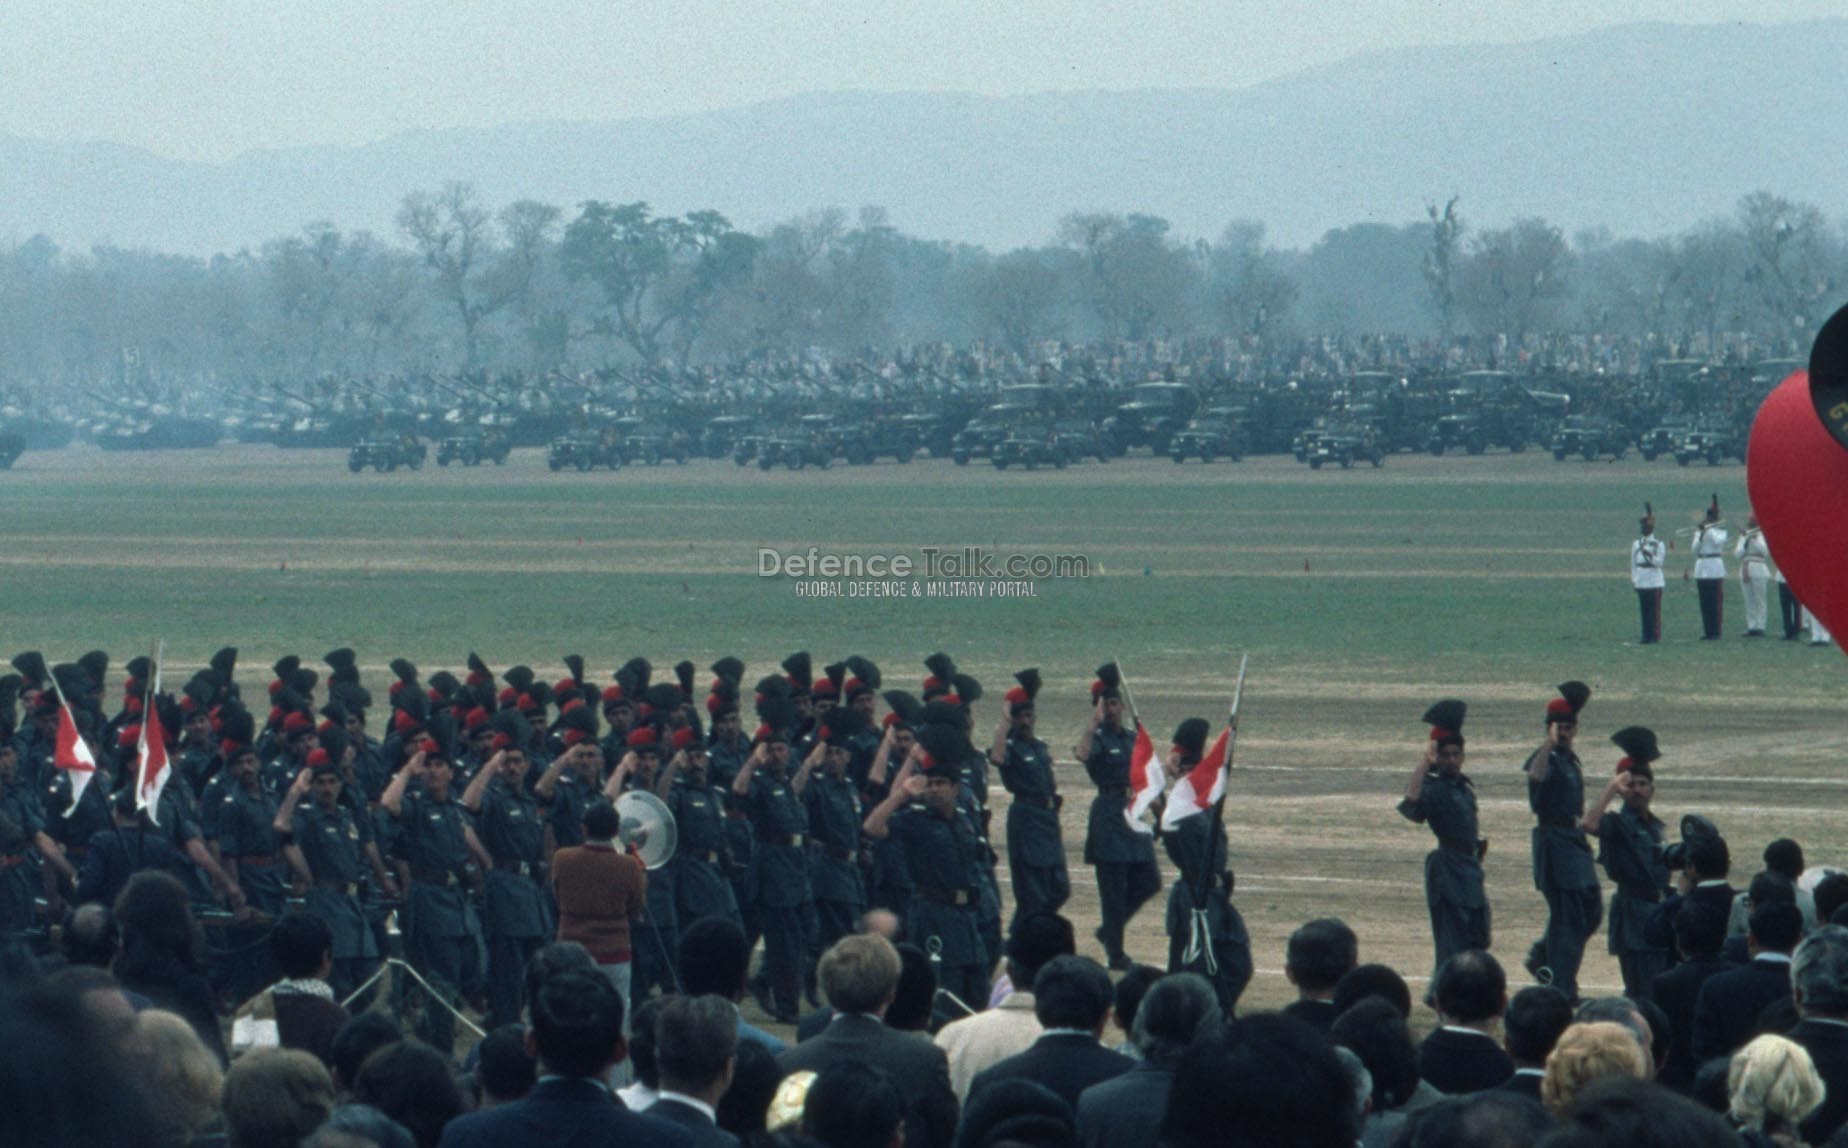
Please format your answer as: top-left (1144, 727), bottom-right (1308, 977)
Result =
top-left (6, 443), bottom-right (1841, 1008)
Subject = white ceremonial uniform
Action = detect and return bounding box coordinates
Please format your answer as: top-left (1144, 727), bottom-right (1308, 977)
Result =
top-left (1693, 526), bottom-right (1729, 578)
top-left (1736, 529), bottom-right (1771, 634)
top-left (1809, 608), bottom-right (1834, 647)
top-left (1631, 536), bottom-right (1666, 590)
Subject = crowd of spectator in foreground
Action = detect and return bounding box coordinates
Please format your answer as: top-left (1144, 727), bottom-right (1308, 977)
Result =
top-left (8, 840), bottom-right (1848, 1148)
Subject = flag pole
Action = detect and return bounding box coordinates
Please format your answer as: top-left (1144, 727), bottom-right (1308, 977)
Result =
top-left (1114, 656), bottom-right (1142, 727)
top-left (1191, 653), bottom-right (1249, 911)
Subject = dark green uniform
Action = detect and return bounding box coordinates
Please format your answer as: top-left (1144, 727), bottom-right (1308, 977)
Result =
top-left (1598, 802), bottom-right (1670, 1000)
top-left (42, 771), bottom-right (111, 876)
top-left (544, 771), bottom-right (595, 851)
top-left (1162, 811), bottom-right (1253, 1014)
top-left (804, 773), bottom-right (865, 954)
top-left (392, 791), bottom-right (482, 1052)
top-left (291, 801), bottom-right (380, 997)
top-left (1084, 723), bottom-right (1160, 963)
top-left (216, 783), bottom-right (288, 916)
top-left (0, 776), bottom-right (43, 933)
top-left (474, 778), bottom-right (551, 1027)
top-left (1525, 748), bottom-right (1603, 1000)
top-left (997, 734), bottom-right (1069, 927)
top-left (746, 770), bottom-right (811, 1018)
top-left (631, 782), bottom-right (681, 1003)
top-left (1397, 769), bottom-right (1490, 980)
top-left (889, 801), bottom-right (989, 1008)
top-left (669, 778), bottom-right (740, 930)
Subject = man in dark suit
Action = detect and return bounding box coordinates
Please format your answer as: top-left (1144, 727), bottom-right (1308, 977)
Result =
top-left (1495, 986), bottom-right (1572, 1101)
top-left (1279, 918), bottom-right (1357, 1035)
top-left (1690, 900), bottom-right (1802, 1064)
top-left (1789, 925), bottom-right (1848, 1144)
top-left (1077, 972), bottom-right (1221, 1148)
top-left (1417, 950), bottom-right (1515, 1093)
top-left (968, 955), bottom-right (1134, 1110)
top-left (1650, 901), bottom-right (1731, 1092)
top-left (437, 968), bottom-right (691, 1148)
top-left (649, 995), bottom-right (740, 1148)
top-left (778, 934), bottom-right (958, 1148)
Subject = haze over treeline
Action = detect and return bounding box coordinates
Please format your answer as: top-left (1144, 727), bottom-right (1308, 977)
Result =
top-left (0, 184), bottom-right (1844, 386)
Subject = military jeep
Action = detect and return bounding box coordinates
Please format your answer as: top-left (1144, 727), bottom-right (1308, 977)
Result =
top-left (1549, 416), bottom-right (1630, 462)
top-left (435, 428), bottom-right (511, 467)
top-left (348, 435), bottom-right (427, 473)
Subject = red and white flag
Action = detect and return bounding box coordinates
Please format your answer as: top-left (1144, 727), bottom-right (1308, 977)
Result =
top-left (1161, 726), bottom-right (1229, 831)
top-left (1122, 721), bottom-right (1162, 834)
top-left (136, 646), bottom-right (170, 823)
top-left (51, 684), bottom-right (99, 812)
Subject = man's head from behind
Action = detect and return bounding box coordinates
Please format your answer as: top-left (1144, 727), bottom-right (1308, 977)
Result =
top-left (1434, 950), bottom-right (1507, 1027)
top-left (1003, 912), bottom-right (1076, 989)
top-left (221, 1048), bottom-right (337, 1148)
top-left (1749, 900), bottom-right (1804, 957)
top-left (654, 995), bottom-right (738, 1101)
top-left (1405, 1092), bottom-right (1553, 1148)
top-left (271, 912), bottom-right (335, 982)
top-left (1131, 973), bottom-right (1222, 1068)
top-left (1793, 925), bottom-right (1848, 1020)
top-left (1033, 955), bottom-right (1115, 1035)
top-left (62, 903), bottom-right (118, 969)
top-left (1672, 902), bottom-right (1727, 961)
top-left (1286, 918), bottom-right (1358, 998)
top-left (527, 970), bottom-right (625, 1079)
top-left (679, 917), bottom-right (750, 1000)
top-left (1504, 986), bottom-right (1573, 1069)
top-left (818, 934), bottom-right (902, 1017)
top-left (802, 1062), bottom-right (904, 1148)
top-left (1164, 1013), bottom-right (1359, 1148)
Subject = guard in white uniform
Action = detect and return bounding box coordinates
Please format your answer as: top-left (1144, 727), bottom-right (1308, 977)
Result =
top-left (1689, 496), bottom-right (1728, 640)
top-left (1736, 515), bottom-right (1771, 637)
top-left (1809, 608), bottom-right (1834, 648)
top-left (1630, 504), bottom-right (1666, 644)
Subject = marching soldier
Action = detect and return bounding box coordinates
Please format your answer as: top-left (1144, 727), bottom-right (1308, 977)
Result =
top-left (1523, 681), bottom-right (1602, 1001)
top-left (276, 753), bottom-right (399, 998)
top-left (461, 729), bottom-right (553, 1028)
top-left (731, 711), bottom-right (813, 1023)
top-left (863, 728), bottom-right (991, 1010)
top-left (662, 726), bottom-right (742, 931)
top-left (990, 669), bottom-right (1068, 927)
top-left (1736, 515), bottom-right (1771, 637)
top-left (1586, 728), bottom-right (1670, 1000)
top-left (1076, 663), bottom-right (1160, 970)
top-left (1630, 504), bottom-right (1665, 644)
top-left (382, 740), bottom-right (487, 1057)
top-left (1687, 496), bottom-right (1728, 640)
top-left (1398, 700), bottom-right (1489, 983)
top-left (1161, 718), bottom-right (1253, 1014)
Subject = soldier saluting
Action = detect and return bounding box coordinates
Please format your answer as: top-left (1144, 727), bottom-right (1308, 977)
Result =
top-left (1398, 700), bottom-right (1489, 985)
top-left (990, 668), bottom-right (1068, 928)
top-left (461, 712), bottom-right (552, 1029)
top-left (275, 750), bottom-right (399, 998)
top-left (1687, 495), bottom-right (1728, 640)
top-left (1076, 662), bottom-right (1160, 970)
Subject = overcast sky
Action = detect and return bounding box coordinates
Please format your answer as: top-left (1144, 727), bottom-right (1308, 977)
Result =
top-left (1, 1), bottom-right (1839, 163)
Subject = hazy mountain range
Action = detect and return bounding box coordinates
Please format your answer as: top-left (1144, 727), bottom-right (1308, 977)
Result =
top-left (2, 19), bottom-right (1844, 256)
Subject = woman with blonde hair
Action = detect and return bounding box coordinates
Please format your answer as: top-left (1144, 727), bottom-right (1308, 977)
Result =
top-left (1728, 1034), bottom-right (1826, 1148)
top-left (1540, 1021), bottom-right (1650, 1117)
top-left (137, 1008), bottom-right (228, 1147)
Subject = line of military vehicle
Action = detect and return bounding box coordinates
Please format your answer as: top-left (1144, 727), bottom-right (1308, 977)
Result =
top-left (0, 358), bottom-right (1790, 475)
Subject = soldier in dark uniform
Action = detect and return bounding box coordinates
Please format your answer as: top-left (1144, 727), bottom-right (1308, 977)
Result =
top-left (276, 753), bottom-right (399, 998)
top-left (863, 726), bottom-right (991, 1011)
top-left (662, 725), bottom-right (741, 931)
top-left (706, 680), bottom-right (760, 951)
top-left (1523, 681), bottom-right (1603, 1001)
top-left (2, 739), bottom-right (74, 932)
top-left (175, 706), bottom-right (218, 797)
top-left (461, 732), bottom-right (552, 1028)
top-left (215, 739), bottom-right (289, 919)
top-left (1160, 719), bottom-right (1253, 1015)
top-left (990, 669), bottom-right (1068, 928)
top-left (1076, 663), bottom-right (1160, 970)
top-left (731, 711), bottom-right (812, 1023)
top-left (841, 660), bottom-right (885, 791)
top-left (383, 740), bottom-right (487, 1057)
top-left (1589, 727), bottom-right (1670, 1000)
top-left (799, 709), bottom-right (867, 960)
top-left (612, 725), bottom-right (680, 1003)
top-left (1398, 700), bottom-right (1489, 984)
top-left (261, 711), bottom-right (318, 798)
top-left (42, 755), bottom-right (113, 894)
top-left (535, 712), bottom-right (602, 854)
top-left (77, 787), bottom-right (183, 906)
top-left (863, 703), bottom-right (920, 914)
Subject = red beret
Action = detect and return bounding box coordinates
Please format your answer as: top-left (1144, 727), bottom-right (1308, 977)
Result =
top-left (420, 737), bottom-right (443, 756)
top-left (497, 686), bottom-right (518, 707)
top-left (282, 711), bottom-right (313, 735)
top-left (562, 726), bottom-right (592, 746)
top-left (490, 731), bottom-right (516, 750)
top-left (812, 680), bottom-right (838, 698)
top-left (124, 696), bottom-right (144, 716)
top-left (517, 693), bottom-right (540, 714)
top-left (626, 727), bottom-right (659, 749)
top-left (561, 698), bottom-right (585, 714)
top-left (268, 678), bottom-right (285, 697)
top-left (1003, 686), bottom-right (1029, 706)
top-left (179, 695), bottom-right (198, 714)
top-left (602, 684), bottom-right (625, 705)
top-left (464, 706), bottom-right (490, 731)
top-left (306, 748), bottom-right (331, 768)
top-left (220, 738), bottom-right (248, 758)
top-left (392, 710), bottom-right (421, 734)
top-left (671, 726), bottom-right (698, 751)
top-left (117, 724), bottom-right (141, 748)
top-left (1545, 698), bottom-right (1574, 718)
top-left (553, 677), bottom-right (576, 697)
top-left (123, 678), bottom-right (142, 697)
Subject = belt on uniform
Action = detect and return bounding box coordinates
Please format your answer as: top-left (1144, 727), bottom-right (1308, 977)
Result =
top-left (316, 881), bottom-right (359, 897)
top-left (822, 844), bottom-right (858, 863)
top-left (916, 885), bottom-right (976, 907)
top-left (1017, 793), bottom-right (1061, 810)
top-left (1539, 818), bottom-right (1579, 830)
top-left (686, 849), bottom-right (722, 865)
top-left (410, 868), bottom-right (460, 887)
top-left (0, 854), bottom-right (25, 870)
top-left (760, 833), bottom-right (804, 848)
top-left (499, 860), bottom-right (542, 878)
top-left (1098, 784), bottom-right (1128, 795)
top-left (237, 854), bottom-right (277, 867)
